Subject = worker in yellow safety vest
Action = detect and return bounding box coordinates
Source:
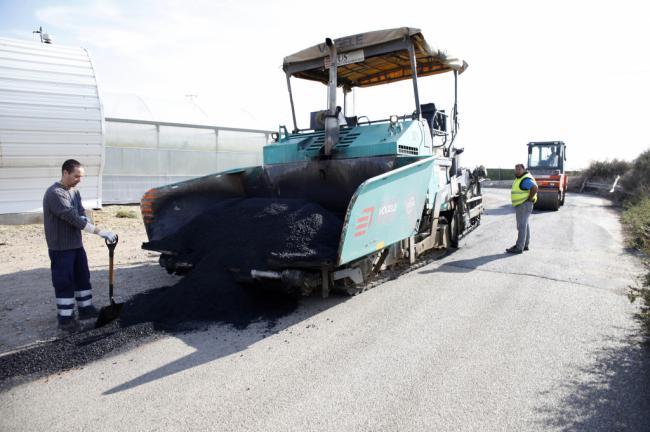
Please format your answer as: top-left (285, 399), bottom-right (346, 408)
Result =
top-left (506, 164), bottom-right (538, 254)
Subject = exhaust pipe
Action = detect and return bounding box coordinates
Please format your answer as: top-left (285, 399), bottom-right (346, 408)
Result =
top-left (324, 38), bottom-right (339, 156)
top-left (250, 268), bottom-right (322, 295)
top-left (251, 269), bottom-right (282, 280)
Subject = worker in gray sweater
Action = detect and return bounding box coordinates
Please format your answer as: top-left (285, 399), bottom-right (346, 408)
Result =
top-left (43, 159), bottom-right (117, 331)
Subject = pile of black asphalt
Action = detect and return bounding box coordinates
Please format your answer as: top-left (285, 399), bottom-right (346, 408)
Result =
top-left (145, 197), bottom-right (343, 273)
top-left (0, 198), bottom-right (343, 387)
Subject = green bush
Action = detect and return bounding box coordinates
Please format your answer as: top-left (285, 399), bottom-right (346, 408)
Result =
top-left (620, 149), bottom-right (650, 201)
top-left (584, 158), bottom-right (632, 179)
top-left (486, 168), bottom-right (515, 180)
top-left (628, 267), bottom-right (650, 336)
top-left (622, 197), bottom-right (650, 254)
top-left (616, 151), bottom-right (650, 337)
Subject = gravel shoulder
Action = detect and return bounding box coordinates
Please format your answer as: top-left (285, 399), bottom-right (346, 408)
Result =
top-left (0, 205), bottom-right (178, 354)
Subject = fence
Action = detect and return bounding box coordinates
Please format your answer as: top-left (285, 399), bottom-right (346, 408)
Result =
top-left (102, 118), bottom-right (273, 204)
top-left (579, 175), bottom-right (622, 194)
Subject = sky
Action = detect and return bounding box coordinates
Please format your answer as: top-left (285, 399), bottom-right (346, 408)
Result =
top-left (1, 0), bottom-right (649, 169)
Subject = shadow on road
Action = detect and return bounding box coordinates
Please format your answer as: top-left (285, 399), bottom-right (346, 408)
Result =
top-left (483, 204), bottom-right (514, 216)
top-left (485, 204), bottom-right (568, 217)
top-left (535, 333), bottom-right (650, 431)
top-left (0, 262), bottom-right (173, 352)
top-left (101, 295), bottom-right (343, 395)
top-left (419, 253), bottom-right (512, 274)
top-left (0, 264), bottom-right (347, 393)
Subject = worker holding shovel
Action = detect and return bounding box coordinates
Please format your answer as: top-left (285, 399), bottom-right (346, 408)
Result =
top-left (43, 159), bottom-right (117, 332)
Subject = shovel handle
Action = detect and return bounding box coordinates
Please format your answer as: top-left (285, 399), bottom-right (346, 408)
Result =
top-left (105, 235), bottom-right (118, 301)
top-left (105, 235), bottom-right (118, 253)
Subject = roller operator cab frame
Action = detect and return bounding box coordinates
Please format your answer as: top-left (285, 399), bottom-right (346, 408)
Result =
top-left (527, 141), bottom-right (567, 211)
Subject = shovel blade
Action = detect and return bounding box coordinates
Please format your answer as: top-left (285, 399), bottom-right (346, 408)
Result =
top-left (95, 302), bottom-right (124, 328)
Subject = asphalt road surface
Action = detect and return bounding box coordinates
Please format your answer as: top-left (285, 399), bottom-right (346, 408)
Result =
top-left (1, 189), bottom-right (649, 432)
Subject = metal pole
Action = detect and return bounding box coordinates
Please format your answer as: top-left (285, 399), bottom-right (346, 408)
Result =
top-left (454, 71), bottom-right (458, 132)
top-left (447, 70), bottom-right (459, 153)
top-left (324, 38), bottom-right (339, 156)
top-left (407, 39), bottom-right (421, 119)
top-left (286, 74), bottom-right (298, 133)
top-left (326, 38), bottom-right (337, 116)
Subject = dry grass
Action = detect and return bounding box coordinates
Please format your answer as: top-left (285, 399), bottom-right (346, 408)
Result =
top-left (115, 209), bottom-right (138, 219)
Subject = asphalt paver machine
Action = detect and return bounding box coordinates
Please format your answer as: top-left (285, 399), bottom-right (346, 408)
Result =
top-left (140, 27), bottom-right (485, 295)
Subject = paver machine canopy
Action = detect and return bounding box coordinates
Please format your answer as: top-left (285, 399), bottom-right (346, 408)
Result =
top-left (281, 26), bottom-right (468, 157)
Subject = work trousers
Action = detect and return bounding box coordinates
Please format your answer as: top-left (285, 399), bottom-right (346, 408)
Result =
top-left (515, 201), bottom-right (533, 251)
top-left (48, 248), bottom-right (93, 318)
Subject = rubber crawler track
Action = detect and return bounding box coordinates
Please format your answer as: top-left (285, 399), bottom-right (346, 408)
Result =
top-left (346, 219), bottom-right (482, 295)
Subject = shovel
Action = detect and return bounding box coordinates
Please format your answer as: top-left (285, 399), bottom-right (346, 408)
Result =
top-left (95, 235), bottom-right (124, 328)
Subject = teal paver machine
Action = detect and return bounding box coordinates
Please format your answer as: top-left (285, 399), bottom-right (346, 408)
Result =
top-left (141, 27), bottom-right (485, 296)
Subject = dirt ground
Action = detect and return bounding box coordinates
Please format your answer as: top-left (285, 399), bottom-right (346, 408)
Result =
top-left (0, 205), bottom-right (178, 354)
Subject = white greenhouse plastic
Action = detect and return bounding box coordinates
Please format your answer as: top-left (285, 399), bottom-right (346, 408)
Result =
top-left (0, 37), bottom-right (273, 218)
top-left (0, 37), bottom-right (104, 217)
top-left (101, 93), bottom-right (272, 204)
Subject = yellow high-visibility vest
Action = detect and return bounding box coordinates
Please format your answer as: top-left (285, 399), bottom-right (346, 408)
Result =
top-left (511, 172), bottom-right (538, 206)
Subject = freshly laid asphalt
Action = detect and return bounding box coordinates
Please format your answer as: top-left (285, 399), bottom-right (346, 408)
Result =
top-left (1, 189), bottom-right (648, 432)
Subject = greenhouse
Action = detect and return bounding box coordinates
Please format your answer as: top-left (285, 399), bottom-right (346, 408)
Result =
top-left (0, 36), bottom-right (271, 220)
top-left (102, 93), bottom-right (271, 204)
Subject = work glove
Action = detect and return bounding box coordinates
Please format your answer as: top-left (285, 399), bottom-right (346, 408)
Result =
top-left (80, 215), bottom-right (89, 223)
top-left (83, 223), bottom-right (117, 242)
top-left (98, 230), bottom-right (117, 243)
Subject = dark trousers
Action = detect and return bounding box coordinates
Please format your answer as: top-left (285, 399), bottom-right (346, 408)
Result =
top-left (48, 248), bottom-right (93, 319)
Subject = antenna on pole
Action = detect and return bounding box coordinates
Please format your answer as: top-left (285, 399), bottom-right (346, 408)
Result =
top-left (33, 26), bottom-right (53, 44)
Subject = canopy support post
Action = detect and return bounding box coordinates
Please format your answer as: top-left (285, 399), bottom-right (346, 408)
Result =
top-left (450, 70), bottom-right (458, 149)
top-left (286, 73), bottom-right (298, 133)
top-left (407, 39), bottom-right (421, 120)
top-left (324, 38), bottom-right (340, 156)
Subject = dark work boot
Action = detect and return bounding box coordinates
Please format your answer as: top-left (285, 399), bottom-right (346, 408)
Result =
top-left (506, 246), bottom-right (523, 254)
top-left (524, 246), bottom-right (529, 251)
top-left (78, 305), bottom-right (99, 320)
top-left (57, 316), bottom-right (80, 332)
